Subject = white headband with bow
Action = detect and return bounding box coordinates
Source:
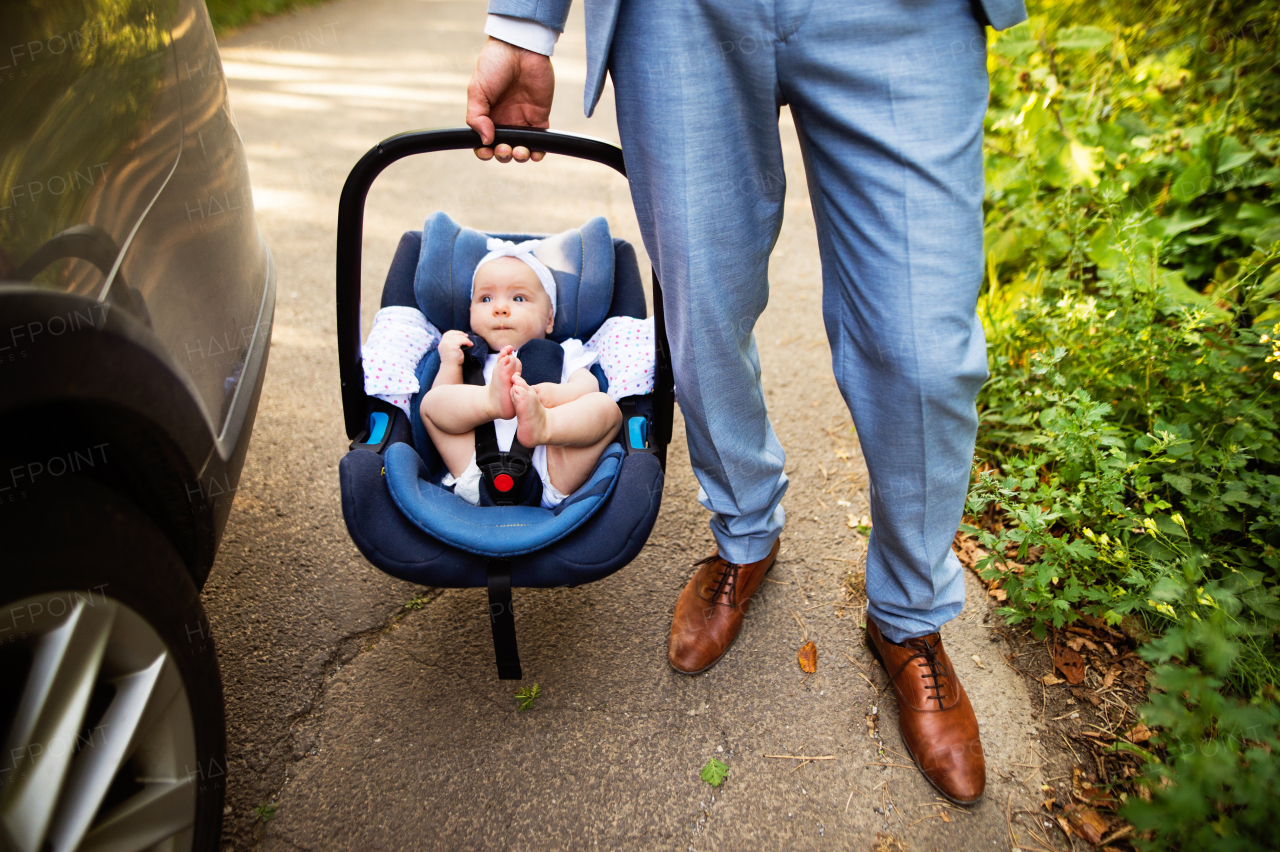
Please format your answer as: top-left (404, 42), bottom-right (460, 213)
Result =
top-left (471, 237), bottom-right (557, 320)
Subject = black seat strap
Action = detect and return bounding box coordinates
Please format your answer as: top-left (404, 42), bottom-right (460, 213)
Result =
top-left (486, 559), bottom-right (523, 680)
top-left (461, 346), bottom-right (539, 506)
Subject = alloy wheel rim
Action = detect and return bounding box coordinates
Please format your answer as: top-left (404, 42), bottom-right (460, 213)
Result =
top-left (0, 591), bottom-right (198, 852)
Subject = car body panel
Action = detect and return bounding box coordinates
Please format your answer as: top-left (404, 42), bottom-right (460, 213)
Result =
top-left (0, 0), bottom-right (275, 583)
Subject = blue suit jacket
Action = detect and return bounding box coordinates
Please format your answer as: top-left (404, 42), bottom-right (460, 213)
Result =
top-left (488, 0), bottom-right (1029, 116)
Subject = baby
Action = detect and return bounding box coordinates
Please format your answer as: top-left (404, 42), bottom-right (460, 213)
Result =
top-left (418, 241), bottom-right (623, 509)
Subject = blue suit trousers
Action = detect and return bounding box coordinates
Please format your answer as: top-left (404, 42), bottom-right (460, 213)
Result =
top-left (610, 0), bottom-right (992, 642)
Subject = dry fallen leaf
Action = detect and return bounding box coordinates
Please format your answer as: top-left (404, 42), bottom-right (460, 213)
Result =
top-left (1041, 674), bottom-right (1065, 686)
top-left (972, 654), bottom-right (985, 668)
top-left (798, 640), bottom-right (817, 674)
top-left (871, 833), bottom-right (906, 852)
top-left (1065, 632), bottom-right (1100, 652)
top-left (1055, 645), bottom-right (1086, 685)
top-left (1102, 665), bottom-right (1122, 690)
top-left (1065, 804), bottom-right (1110, 845)
top-left (1127, 723), bottom-right (1153, 744)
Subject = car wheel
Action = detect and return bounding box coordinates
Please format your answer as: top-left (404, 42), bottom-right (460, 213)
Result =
top-left (0, 474), bottom-right (225, 852)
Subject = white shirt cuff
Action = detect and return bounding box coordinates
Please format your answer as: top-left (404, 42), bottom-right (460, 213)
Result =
top-left (484, 14), bottom-right (559, 56)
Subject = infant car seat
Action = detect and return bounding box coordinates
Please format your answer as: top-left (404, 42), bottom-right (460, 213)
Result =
top-left (336, 128), bottom-right (675, 679)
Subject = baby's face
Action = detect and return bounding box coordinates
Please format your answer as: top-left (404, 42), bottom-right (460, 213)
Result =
top-left (470, 257), bottom-right (554, 351)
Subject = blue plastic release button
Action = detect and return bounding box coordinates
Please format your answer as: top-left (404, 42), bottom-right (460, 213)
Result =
top-left (627, 416), bottom-right (648, 450)
top-left (367, 411), bottom-right (389, 445)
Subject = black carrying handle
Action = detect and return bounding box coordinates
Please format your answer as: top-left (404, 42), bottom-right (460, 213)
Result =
top-left (337, 126), bottom-right (638, 440)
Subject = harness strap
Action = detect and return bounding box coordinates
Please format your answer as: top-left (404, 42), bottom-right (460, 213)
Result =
top-left (459, 338), bottom-right (563, 507)
top-left (486, 559), bottom-right (523, 680)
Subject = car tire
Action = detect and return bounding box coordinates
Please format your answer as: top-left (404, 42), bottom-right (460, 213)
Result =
top-left (0, 474), bottom-right (225, 852)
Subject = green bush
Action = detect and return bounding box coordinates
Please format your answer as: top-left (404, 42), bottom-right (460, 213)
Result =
top-left (968, 2), bottom-right (1280, 847)
top-left (204, 0), bottom-right (330, 34)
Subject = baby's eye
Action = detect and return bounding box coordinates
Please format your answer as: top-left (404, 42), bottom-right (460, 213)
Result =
top-left (513, 295), bottom-right (526, 302)
top-left (480, 295), bottom-right (491, 303)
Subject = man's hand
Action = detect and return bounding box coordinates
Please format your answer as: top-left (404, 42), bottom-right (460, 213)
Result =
top-left (466, 37), bottom-right (554, 163)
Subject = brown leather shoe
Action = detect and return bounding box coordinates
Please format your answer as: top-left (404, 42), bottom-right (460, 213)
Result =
top-left (865, 616), bottom-right (986, 804)
top-left (668, 538), bottom-right (780, 674)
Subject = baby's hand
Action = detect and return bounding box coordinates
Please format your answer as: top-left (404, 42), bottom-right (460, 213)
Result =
top-left (437, 330), bottom-right (472, 366)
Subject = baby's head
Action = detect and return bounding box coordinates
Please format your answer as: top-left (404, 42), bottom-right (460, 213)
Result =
top-left (470, 255), bottom-right (555, 351)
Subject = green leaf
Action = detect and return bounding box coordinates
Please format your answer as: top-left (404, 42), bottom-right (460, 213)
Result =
top-left (1170, 156), bottom-right (1213, 203)
top-left (1255, 225), bottom-right (1280, 250)
top-left (1162, 210), bottom-right (1216, 238)
top-left (701, 757), bottom-right (728, 787)
top-left (1236, 203), bottom-right (1275, 221)
top-left (1065, 139), bottom-right (1103, 188)
top-left (515, 683), bottom-right (541, 711)
top-left (1215, 136), bottom-right (1256, 174)
top-left (1055, 25), bottom-right (1112, 50)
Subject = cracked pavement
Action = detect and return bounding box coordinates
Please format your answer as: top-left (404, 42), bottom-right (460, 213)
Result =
top-left (204, 1), bottom-right (1049, 848)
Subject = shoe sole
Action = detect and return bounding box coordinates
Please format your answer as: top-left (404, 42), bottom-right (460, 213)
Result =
top-left (668, 549), bottom-right (777, 676)
top-left (863, 628), bottom-right (985, 807)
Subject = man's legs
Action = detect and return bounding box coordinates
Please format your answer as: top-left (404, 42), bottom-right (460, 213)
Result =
top-left (777, 0), bottom-right (992, 802)
top-left (610, 0), bottom-right (792, 567)
top-left (610, 0), bottom-right (798, 673)
top-left (778, 0), bottom-right (991, 644)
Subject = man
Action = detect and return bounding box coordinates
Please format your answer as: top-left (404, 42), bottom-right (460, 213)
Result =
top-left (465, 0), bottom-right (1027, 805)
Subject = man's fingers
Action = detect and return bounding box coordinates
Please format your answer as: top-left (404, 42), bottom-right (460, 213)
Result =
top-left (466, 108), bottom-right (496, 147)
top-left (474, 146), bottom-right (546, 164)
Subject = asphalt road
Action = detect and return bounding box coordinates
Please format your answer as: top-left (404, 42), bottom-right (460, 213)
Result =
top-left (206, 2), bottom-right (1048, 848)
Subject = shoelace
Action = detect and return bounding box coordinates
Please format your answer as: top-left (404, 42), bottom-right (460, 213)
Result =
top-left (890, 635), bottom-right (952, 709)
top-left (694, 554), bottom-right (741, 608)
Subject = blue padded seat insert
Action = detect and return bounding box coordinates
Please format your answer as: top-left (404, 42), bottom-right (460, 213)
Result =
top-left (339, 446), bottom-right (663, 586)
top-left (384, 441), bottom-right (625, 557)
top-left (416, 212), bottom-right (617, 342)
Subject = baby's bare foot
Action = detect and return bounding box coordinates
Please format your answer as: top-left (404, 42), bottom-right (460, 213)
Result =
top-left (488, 346), bottom-right (519, 420)
top-left (511, 375), bottom-right (551, 447)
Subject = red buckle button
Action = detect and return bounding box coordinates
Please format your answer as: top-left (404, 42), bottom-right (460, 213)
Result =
top-left (494, 473), bottom-right (514, 492)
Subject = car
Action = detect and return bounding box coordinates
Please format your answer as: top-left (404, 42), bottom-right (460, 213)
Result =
top-left (0, 1), bottom-right (273, 849)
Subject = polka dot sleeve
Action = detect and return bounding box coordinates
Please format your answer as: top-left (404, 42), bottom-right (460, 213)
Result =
top-left (362, 306), bottom-right (442, 416)
top-left (585, 316), bottom-right (656, 402)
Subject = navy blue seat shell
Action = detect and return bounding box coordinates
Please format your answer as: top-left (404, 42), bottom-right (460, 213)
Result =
top-left (338, 216), bottom-right (663, 589)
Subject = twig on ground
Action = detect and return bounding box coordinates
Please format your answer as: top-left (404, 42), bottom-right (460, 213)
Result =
top-left (764, 754), bottom-right (836, 760)
top-left (791, 610), bottom-right (809, 641)
top-left (845, 784), bottom-right (865, 813)
top-left (803, 598), bottom-right (847, 611)
top-left (1060, 732), bottom-right (1082, 765)
top-left (841, 650), bottom-right (868, 672)
top-left (866, 762), bottom-right (915, 769)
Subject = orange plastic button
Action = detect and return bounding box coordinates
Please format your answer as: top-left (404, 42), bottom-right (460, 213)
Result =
top-left (494, 473), bottom-right (514, 492)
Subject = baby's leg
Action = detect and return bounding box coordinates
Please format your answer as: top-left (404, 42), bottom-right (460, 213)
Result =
top-left (511, 377), bottom-right (622, 496)
top-left (420, 350), bottom-right (521, 478)
top-left (419, 397), bottom-right (477, 479)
